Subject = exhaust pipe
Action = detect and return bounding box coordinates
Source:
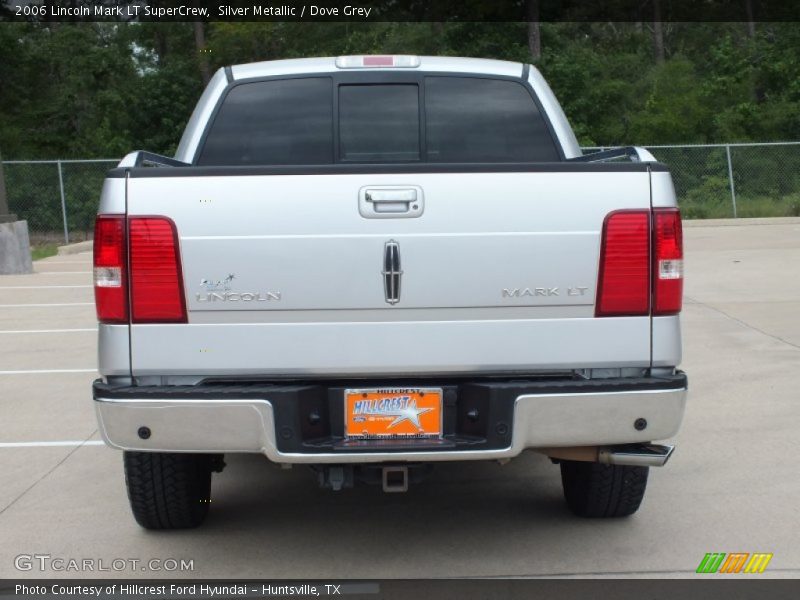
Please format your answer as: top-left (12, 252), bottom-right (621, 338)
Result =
top-left (599, 443), bottom-right (675, 467)
top-left (382, 466), bottom-right (409, 492)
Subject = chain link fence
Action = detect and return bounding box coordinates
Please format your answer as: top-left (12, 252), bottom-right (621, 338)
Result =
top-left (586, 142), bottom-right (800, 219)
top-left (3, 159), bottom-right (117, 245)
top-left (4, 142), bottom-right (800, 245)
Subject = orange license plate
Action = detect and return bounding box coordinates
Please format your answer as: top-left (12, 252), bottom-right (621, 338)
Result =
top-left (344, 388), bottom-right (443, 439)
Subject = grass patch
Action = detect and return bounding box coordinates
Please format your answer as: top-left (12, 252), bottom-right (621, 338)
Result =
top-left (680, 192), bottom-right (800, 219)
top-left (735, 194), bottom-right (800, 218)
top-left (30, 244), bottom-right (58, 261)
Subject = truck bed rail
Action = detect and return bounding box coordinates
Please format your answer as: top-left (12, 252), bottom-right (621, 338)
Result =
top-left (117, 151), bottom-right (189, 169)
top-left (570, 146), bottom-right (656, 163)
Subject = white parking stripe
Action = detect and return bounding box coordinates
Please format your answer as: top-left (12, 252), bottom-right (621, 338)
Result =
top-left (0, 285), bottom-right (92, 289)
top-left (0, 302), bottom-right (94, 307)
top-left (0, 441), bottom-right (106, 448)
top-left (0, 328), bottom-right (96, 334)
top-left (0, 369), bottom-right (96, 375)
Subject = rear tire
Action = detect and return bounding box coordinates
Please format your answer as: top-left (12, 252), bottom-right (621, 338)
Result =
top-left (123, 451), bottom-right (214, 529)
top-left (560, 460), bottom-right (649, 518)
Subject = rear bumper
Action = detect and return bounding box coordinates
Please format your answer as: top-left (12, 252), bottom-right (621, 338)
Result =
top-left (93, 373), bottom-right (687, 464)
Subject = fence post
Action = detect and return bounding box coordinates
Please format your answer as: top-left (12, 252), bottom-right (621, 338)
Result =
top-left (56, 160), bottom-right (69, 244)
top-left (725, 144), bottom-right (738, 218)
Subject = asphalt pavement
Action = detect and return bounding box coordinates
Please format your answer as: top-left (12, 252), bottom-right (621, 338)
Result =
top-left (0, 218), bottom-right (798, 579)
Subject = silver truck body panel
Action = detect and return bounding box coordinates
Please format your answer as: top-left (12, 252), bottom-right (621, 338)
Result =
top-left (129, 318), bottom-right (650, 377)
top-left (230, 55), bottom-right (525, 81)
top-left (97, 177), bottom-right (126, 214)
top-left (526, 67), bottom-right (582, 159)
top-left (652, 316), bottom-right (682, 367)
top-left (649, 170), bottom-right (683, 366)
top-left (98, 325), bottom-right (130, 377)
top-left (122, 169), bottom-right (654, 377)
top-left (174, 68), bottom-right (229, 164)
top-left (651, 170), bottom-right (680, 208)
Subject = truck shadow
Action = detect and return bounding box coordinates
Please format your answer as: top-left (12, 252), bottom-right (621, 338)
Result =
top-left (205, 450), bottom-right (567, 531)
top-left (125, 451), bottom-right (651, 578)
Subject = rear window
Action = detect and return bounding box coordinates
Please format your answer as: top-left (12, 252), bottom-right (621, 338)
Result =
top-left (425, 77), bottom-right (559, 162)
top-left (197, 77), bottom-right (333, 166)
top-left (196, 75), bottom-right (560, 165)
top-left (339, 85), bottom-right (420, 162)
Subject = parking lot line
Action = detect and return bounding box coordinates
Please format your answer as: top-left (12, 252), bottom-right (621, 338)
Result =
top-left (0, 328), bottom-right (96, 334)
top-left (37, 271), bottom-right (92, 275)
top-left (0, 285), bottom-right (93, 289)
top-left (0, 441), bottom-right (106, 448)
top-left (0, 302), bottom-right (94, 307)
top-left (0, 369), bottom-right (96, 375)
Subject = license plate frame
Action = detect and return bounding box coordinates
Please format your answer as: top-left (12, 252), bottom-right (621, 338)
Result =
top-left (344, 387), bottom-right (443, 440)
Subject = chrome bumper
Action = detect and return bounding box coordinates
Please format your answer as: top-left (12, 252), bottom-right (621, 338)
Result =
top-left (94, 385), bottom-right (687, 464)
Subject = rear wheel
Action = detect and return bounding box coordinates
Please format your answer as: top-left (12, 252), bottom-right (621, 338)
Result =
top-left (560, 460), bottom-right (649, 518)
top-left (123, 451), bottom-right (217, 529)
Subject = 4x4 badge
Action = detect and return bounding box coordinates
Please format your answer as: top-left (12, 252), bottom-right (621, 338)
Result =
top-left (382, 240), bottom-right (402, 305)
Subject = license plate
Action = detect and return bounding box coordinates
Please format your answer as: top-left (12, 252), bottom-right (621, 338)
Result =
top-left (344, 388), bottom-right (443, 439)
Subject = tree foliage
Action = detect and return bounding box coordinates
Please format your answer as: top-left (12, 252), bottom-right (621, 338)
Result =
top-left (1, 21), bottom-right (799, 158)
top-left (3, 20), bottom-right (800, 234)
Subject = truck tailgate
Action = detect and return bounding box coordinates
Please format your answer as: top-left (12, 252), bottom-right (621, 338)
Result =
top-left (126, 168), bottom-right (652, 377)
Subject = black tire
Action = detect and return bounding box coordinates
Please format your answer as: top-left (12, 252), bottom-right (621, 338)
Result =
top-left (560, 460), bottom-right (649, 518)
top-left (123, 451), bottom-right (214, 529)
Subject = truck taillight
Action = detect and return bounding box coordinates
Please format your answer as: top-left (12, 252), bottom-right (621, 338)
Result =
top-left (129, 217), bottom-right (187, 323)
top-left (93, 215), bottom-right (186, 324)
top-left (596, 208), bottom-right (684, 318)
top-left (653, 208), bottom-right (683, 315)
top-left (94, 215), bottom-right (128, 323)
top-left (595, 210), bottom-right (651, 317)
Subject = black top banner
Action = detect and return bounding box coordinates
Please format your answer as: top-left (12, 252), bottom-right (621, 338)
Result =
top-left (2, 0), bottom-right (799, 23)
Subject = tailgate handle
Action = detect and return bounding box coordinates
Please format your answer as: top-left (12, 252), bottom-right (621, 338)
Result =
top-left (360, 187), bottom-right (424, 218)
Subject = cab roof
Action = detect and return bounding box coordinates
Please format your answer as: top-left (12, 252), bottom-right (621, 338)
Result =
top-left (230, 55), bottom-right (525, 81)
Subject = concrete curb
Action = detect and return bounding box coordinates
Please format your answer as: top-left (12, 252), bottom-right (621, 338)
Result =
top-left (57, 240), bottom-right (93, 255)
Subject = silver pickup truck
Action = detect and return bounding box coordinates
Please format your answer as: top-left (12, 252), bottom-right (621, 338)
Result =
top-left (92, 55), bottom-right (687, 529)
